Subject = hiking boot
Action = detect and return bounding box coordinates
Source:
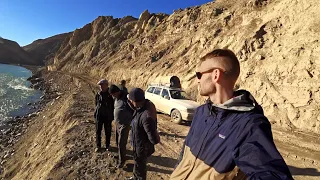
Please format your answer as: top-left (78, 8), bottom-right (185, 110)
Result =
top-left (95, 147), bottom-right (102, 153)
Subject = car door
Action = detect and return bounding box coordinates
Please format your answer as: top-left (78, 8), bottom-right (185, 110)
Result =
top-left (152, 87), bottom-right (163, 111)
top-left (145, 86), bottom-right (155, 103)
top-left (159, 88), bottom-right (171, 115)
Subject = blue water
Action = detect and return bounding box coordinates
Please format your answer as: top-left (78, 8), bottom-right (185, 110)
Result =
top-left (0, 64), bottom-right (42, 124)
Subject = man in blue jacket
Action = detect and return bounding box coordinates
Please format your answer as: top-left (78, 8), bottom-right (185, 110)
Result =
top-left (170, 49), bottom-right (293, 180)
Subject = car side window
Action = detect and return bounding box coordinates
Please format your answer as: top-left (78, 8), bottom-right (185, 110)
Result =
top-left (153, 87), bottom-right (162, 95)
top-left (147, 87), bottom-right (155, 93)
top-left (161, 89), bottom-right (169, 98)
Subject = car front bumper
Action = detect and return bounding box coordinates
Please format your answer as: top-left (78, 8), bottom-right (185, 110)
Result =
top-left (181, 112), bottom-right (195, 121)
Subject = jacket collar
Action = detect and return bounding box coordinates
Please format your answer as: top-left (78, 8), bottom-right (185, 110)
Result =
top-left (209, 90), bottom-right (262, 112)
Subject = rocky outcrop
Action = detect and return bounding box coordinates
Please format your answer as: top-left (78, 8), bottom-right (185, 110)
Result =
top-left (23, 33), bottom-right (70, 65)
top-left (0, 38), bottom-right (36, 65)
top-left (48, 0), bottom-right (320, 134)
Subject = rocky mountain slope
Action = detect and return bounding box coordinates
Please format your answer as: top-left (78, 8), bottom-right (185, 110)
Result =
top-left (0, 33), bottom-right (69, 66)
top-left (0, 37), bottom-right (37, 65)
top-left (48, 0), bottom-right (320, 134)
top-left (23, 33), bottom-right (70, 65)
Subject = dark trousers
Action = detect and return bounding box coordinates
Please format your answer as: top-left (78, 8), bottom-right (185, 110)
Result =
top-left (95, 117), bottom-right (112, 148)
top-left (133, 155), bottom-right (148, 180)
top-left (116, 122), bottom-right (130, 163)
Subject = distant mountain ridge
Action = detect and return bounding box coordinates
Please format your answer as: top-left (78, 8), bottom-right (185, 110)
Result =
top-left (0, 37), bottom-right (36, 65)
top-left (0, 33), bottom-right (70, 66)
top-left (23, 33), bottom-right (71, 65)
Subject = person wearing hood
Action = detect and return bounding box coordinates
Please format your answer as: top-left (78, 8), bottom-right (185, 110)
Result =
top-left (109, 84), bottom-right (134, 168)
top-left (94, 79), bottom-right (114, 152)
top-left (170, 49), bottom-right (293, 180)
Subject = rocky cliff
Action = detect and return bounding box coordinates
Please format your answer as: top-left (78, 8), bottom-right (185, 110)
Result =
top-left (48, 0), bottom-right (320, 134)
top-left (0, 33), bottom-right (69, 66)
top-left (0, 38), bottom-right (36, 65)
top-left (23, 33), bottom-right (70, 65)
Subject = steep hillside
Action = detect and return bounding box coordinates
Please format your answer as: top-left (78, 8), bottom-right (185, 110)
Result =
top-left (23, 33), bottom-right (70, 65)
top-left (0, 38), bottom-right (37, 65)
top-left (48, 0), bottom-right (320, 134)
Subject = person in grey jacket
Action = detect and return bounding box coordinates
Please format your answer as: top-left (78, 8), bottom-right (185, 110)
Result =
top-left (109, 85), bottom-right (134, 168)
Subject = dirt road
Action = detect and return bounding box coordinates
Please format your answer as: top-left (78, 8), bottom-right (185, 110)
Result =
top-left (2, 71), bottom-right (320, 180)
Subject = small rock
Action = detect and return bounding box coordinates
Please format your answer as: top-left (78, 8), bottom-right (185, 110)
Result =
top-left (56, 92), bottom-right (63, 96)
top-left (4, 129), bottom-right (11, 135)
top-left (0, 160), bottom-right (7, 165)
top-left (256, 54), bottom-right (265, 60)
top-left (28, 113), bottom-right (37, 118)
top-left (3, 154), bottom-right (9, 159)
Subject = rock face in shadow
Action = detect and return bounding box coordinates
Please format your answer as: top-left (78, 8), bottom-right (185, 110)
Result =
top-left (23, 33), bottom-right (70, 65)
top-left (0, 32), bottom-right (69, 66)
top-left (45, 0), bottom-right (320, 134)
top-left (0, 38), bottom-right (36, 65)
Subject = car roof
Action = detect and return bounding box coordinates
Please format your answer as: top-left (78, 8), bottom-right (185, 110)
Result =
top-left (147, 85), bottom-right (183, 91)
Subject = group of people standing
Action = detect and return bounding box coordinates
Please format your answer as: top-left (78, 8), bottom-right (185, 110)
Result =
top-left (94, 49), bottom-right (294, 180)
top-left (94, 80), bottom-right (159, 180)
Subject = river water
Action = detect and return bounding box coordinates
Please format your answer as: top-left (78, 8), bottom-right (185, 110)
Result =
top-left (0, 64), bottom-right (42, 126)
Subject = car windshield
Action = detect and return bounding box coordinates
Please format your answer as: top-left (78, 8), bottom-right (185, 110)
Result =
top-left (170, 90), bottom-right (189, 100)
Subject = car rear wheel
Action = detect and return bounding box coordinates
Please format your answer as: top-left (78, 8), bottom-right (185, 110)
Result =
top-left (171, 109), bottom-right (182, 124)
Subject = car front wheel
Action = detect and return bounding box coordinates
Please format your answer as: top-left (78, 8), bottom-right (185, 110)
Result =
top-left (171, 109), bottom-right (182, 124)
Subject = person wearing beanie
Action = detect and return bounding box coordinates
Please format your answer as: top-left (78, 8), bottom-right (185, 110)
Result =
top-left (109, 84), bottom-right (134, 168)
top-left (127, 88), bottom-right (160, 180)
top-left (94, 79), bottom-right (114, 152)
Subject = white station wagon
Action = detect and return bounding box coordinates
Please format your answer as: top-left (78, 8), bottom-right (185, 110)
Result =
top-left (145, 84), bottom-right (200, 124)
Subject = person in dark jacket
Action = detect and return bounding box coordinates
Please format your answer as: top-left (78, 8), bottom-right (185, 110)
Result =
top-left (170, 49), bottom-right (293, 180)
top-left (109, 84), bottom-right (134, 168)
top-left (94, 79), bottom-right (114, 152)
top-left (119, 80), bottom-right (128, 94)
top-left (127, 88), bottom-right (160, 180)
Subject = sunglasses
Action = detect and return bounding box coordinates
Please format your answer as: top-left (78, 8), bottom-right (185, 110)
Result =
top-left (196, 68), bottom-right (225, 79)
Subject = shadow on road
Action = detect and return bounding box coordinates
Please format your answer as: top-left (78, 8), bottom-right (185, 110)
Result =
top-left (123, 155), bottom-right (178, 175)
top-left (158, 131), bottom-right (186, 139)
top-left (289, 166), bottom-right (320, 177)
top-left (157, 112), bottom-right (192, 127)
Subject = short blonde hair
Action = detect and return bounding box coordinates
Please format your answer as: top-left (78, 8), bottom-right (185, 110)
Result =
top-left (200, 49), bottom-right (240, 81)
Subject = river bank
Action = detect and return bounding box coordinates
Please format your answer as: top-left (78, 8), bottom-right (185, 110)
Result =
top-left (0, 67), bottom-right (61, 176)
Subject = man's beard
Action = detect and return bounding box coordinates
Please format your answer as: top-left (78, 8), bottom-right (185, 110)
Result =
top-left (199, 84), bottom-right (216, 96)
